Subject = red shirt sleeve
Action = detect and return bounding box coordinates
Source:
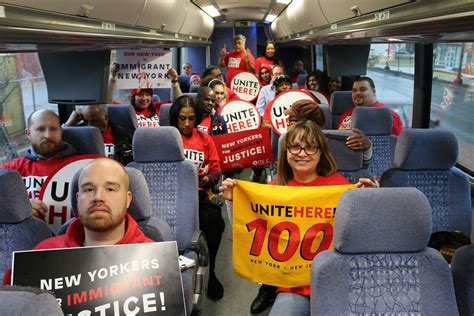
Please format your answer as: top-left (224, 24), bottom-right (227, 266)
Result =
top-left (391, 111), bottom-right (403, 136)
top-left (336, 108), bottom-right (352, 129)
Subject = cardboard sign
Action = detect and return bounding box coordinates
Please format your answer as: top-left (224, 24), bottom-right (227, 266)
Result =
top-left (270, 90), bottom-right (317, 136)
top-left (233, 180), bottom-right (355, 288)
top-left (12, 242), bottom-right (186, 316)
top-left (308, 90), bottom-right (330, 107)
top-left (220, 100), bottom-right (261, 133)
top-left (230, 72), bottom-right (261, 102)
top-left (212, 128), bottom-right (273, 172)
top-left (39, 155), bottom-right (102, 233)
top-left (116, 50), bottom-right (172, 89)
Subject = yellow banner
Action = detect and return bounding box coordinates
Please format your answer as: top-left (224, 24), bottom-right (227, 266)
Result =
top-left (233, 180), bottom-right (355, 288)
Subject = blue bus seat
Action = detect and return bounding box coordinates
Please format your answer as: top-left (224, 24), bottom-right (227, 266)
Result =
top-left (452, 244), bottom-right (474, 316)
top-left (107, 103), bottom-right (138, 129)
top-left (380, 128), bottom-right (471, 236)
top-left (158, 103), bottom-right (172, 126)
top-left (352, 106), bottom-right (397, 178)
top-left (0, 285), bottom-right (63, 315)
top-left (311, 188), bottom-right (458, 315)
top-left (153, 88), bottom-right (171, 102)
top-left (330, 91), bottom-right (353, 129)
top-left (62, 126), bottom-right (105, 156)
top-left (0, 169), bottom-right (53, 281)
top-left (128, 126), bottom-right (208, 313)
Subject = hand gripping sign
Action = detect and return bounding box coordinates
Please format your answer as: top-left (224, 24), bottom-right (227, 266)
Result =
top-left (269, 90), bottom-right (317, 135)
top-left (232, 180), bottom-right (355, 288)
top-left (220, 100), bottom-right (261, 133)
top-left (307, 90), bottom-right (330, 107)
top-left (39, 155), bottom-right (102, 233)
top-left (230, 71), bottom-right (261, 102)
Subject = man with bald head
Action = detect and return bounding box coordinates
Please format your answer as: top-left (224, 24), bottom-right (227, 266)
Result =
top-left (2, 158), bottom-right (153, 284)
top-left (65, 104), bottom-right (134, 164)
top-left (0, 109), bottom-right (79, 219)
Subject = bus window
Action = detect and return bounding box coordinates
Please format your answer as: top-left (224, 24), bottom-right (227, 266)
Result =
top-left (367, 43), bottom-right (415, 129)
top-left (0, 53), bottom-right (57, 164)
top-left (431, 42), bottom-right (474, 172)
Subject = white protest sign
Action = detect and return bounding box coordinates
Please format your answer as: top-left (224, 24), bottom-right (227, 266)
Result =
top-left (270, 90), bottom-right (317, 135)
top-left (116, 49), bottom-right (172, 89)
top-left (230, 72), bottom-right (261, 102)
top-left (39, 155), bottom-right (101, 233)
top-left (220, 100), bottom-right (261, 133)
top-left (308, 90), bottom-right (330, 107)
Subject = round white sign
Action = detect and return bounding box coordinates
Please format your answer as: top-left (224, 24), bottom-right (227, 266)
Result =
top-left (230, 71), bottom-right (261, 102)
top-left (220, 100), bottom-right (261, 133)
top-left (270, 90), bottom-right (317, 136)
top-left (308, 90), bottom-right (330, 107)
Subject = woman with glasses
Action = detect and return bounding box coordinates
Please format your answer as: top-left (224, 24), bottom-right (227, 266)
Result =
top-left (219, 120), bottom-right (374, 315)
top-left (169, 95), bottom-right (226, 301)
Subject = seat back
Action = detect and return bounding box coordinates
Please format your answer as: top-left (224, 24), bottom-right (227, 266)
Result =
top-left (62, 126), bottom-right (105, 155)
top-left (451, 244), bottom-right (474, 316)
top-left (352, 106), bottom-right (397, 178)
top-left (311, 188), bottom-right (459, 315)
top-left (158, 103), bottom-right (172, 126)
top-left (0, 169), bottom-right (52, 281)
top-left (320, 106), bottom-right (332, 130)
top-left (153, 88), bottom-right (171, 102)
top-left (380, 128), bottom-right (471, 235)
top-left (330, 91), bottom-right (353, 129)
top-left (63, 167), bottom-right (173, 242)
top-left (323, 130), bottom-right (375, 183)
top-left (0, 285), bottom-right (63, 315)
top-left (107, 103), bottom-right (138, 129)
top-left (127, 127), bottom-right (199, 252)
top-left (297, 73), bottom-right (308, 87)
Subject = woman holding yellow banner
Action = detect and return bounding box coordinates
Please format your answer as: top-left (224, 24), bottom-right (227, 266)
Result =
top-left (219, 120), bottom-right (375, 315)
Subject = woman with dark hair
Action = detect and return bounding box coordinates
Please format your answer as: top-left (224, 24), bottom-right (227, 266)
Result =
top-left (169, 95), bottom-right (225, 301)
top-left (301, 70), bottom-right (322, 91)
top-left (209, 79), bottom-right (229, 114)
top-left (219, 120), bottom-right (375, 315)
top-left (255, 41), bottom-right (280, 73)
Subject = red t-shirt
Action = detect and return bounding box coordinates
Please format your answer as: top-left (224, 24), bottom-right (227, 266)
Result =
top-left (255, 57), bottom-right (275, 73)
top-left (0, 155), bottom-right (80, 200)
top-left (197, 116), bottom-right (212, 135)
top-left (2, 214), bottom-right (153, 285)
top-left (224, 51), bottom-right (255, 87)
top-left (101, 126), bottom-right (116, 158)
top-left (181, 128), bottom-right (221, 174)
top-left (336, 102), bottom-right (403, 136)
top-left (263, 98), bottom-right (276, 123)
top-left (135, 100), bottom-right (168, 128)
top-left (275, 173), bottom-right (350, 297)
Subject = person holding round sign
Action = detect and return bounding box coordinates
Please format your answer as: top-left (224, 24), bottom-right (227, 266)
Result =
top-left (169, 95), bottom-right (225, 301)
top-left (262, 75), bottom-right (293, 129)
top-left (219, 120), bottom-right (376, 315)
top-left (219, 34), bottom-right (256, 87)
top-left (300, 70), bottom-right (330, 108)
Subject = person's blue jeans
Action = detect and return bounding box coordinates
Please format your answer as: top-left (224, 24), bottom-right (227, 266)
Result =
top-left (269, 292), bottom-right (310, 316)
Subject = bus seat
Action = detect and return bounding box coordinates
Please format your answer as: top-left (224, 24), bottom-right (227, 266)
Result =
top-left (107, 103), bottom-right (138, 129)
top-left (297, 73), bottom-right (307, 87)
top-left (152, 94), bottom-right (161, 103)
top-left (0, 285), bottom-right (63, 315)
top-left (380, 128), bottom-right (471, 236)
top-left (451, 244), bottom-right (474, 316)
top-left (158, 103), bottom-right (172, 126)
top-left (352, 107), bottom-right (397, 178)
top-left (128, 126), bottom-right (208, 313)
top-left (330, 91), bottom-right (353, 129)
top-left (153, 88), bottom-right (171, 102)
top-left (189, 85), bottom-right (200, 93)
top-left (179, 75), bottom-right (191, 93)
top-left (323, 130), bottom-right (375, 183)
top-left (62, 126), bottom-right (105, 156)
top-left (0, 169), bottom-right (52, 281)
top-left (183, 92), bottom-right (197, 98)
top-left (320, 106), bottom-right (332, 130)
top-left (311, 188), bottom-right (459, 315)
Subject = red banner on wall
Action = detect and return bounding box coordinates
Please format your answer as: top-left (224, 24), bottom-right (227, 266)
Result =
top-left (212, 128), bottom-right (273, 172)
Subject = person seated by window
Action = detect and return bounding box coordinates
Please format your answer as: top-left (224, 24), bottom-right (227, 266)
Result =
top-left (2, 158), bottom-right (155, 285)
top-left (219, 120), bottom-right (375, 315)
top-left (0, 109), bottom-right (79, 220)
top-left (289, 59), bottom-right (307, 84)
top-left (64, 104), bottom-right (134, 165)
top-left (169, 95), bottom-right (225, 301)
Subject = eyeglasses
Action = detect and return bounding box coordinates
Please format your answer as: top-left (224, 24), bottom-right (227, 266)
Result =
top-left (287, 144), bottom-right (319, 155)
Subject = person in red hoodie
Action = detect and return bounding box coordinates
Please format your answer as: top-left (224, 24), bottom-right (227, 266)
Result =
top-left (337, 76), bottom-right (403, 136)
top-left (3, 157), bottom-right (154, 285)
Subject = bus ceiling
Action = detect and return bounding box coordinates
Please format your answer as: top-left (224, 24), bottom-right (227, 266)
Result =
top-left (0, 0), bottom-right (473, 53)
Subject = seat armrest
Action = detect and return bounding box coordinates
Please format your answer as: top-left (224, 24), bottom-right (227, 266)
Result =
top-left (187, 230), bottom-right (209, 267)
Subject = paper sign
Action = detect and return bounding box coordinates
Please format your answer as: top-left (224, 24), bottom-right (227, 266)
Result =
top-left (220, 100), bottom-right (261, 133)
top-left (116, 50), bottom-right (172, 89)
